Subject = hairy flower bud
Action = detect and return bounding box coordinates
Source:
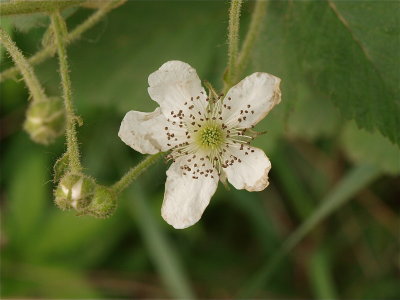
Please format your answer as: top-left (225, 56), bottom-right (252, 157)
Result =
top-left (84, 186), bottom-right (117, 219)
top-left (24, 97), bottom-right (65, 145)
top-left (54, 173), bottom-right (96, 211)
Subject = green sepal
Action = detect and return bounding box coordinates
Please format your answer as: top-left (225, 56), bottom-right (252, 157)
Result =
top-left (53, 152), bottom-right (69, 183)
top-left (219, 171), bottom-right (230, 191)
top-left (80, 186), bottom-right (117, 219)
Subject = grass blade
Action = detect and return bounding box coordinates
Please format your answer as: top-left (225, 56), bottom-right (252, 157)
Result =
top-left (127, 185), bottom-right (195, 299)
top-left (239, 164), bottom-right (381, 297)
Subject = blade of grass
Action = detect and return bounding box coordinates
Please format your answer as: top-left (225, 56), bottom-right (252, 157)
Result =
top-left (230, 189), bottom-right (280, 251)
top-left (239, 164), bottom-right (381, 297)
top-left (309, 246), bottom-right (338, 299)
top-left (126, 185), bottom-right (195, 299)
top-left (271, 142), bottom-right (315, 220)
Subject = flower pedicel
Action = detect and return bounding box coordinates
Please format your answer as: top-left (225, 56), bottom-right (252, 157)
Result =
top-left (119, 61), bottom-right (281, 229)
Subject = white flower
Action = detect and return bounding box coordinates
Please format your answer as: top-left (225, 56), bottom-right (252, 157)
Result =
top-left (119, 61), bottom-right (281, 229)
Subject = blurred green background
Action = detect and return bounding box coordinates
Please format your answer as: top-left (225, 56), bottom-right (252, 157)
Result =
top-left (1, 1), bottom-right (399, 298)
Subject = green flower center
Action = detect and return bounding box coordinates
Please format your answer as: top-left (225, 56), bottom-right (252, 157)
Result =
top-left (198, 125), bottom-right (224, 149)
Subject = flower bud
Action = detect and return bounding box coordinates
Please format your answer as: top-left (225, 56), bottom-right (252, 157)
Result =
top-left (24, 97), bottom-right (65, 145)
top-left (83, 186), bottom-right (117, 219)
top-left (54, 173), bottom-right (96, 211)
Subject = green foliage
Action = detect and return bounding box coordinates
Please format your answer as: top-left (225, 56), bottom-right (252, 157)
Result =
top-left (1, 1), bottom-right (398, 299)
top-left (342, 122), bottom-right (400, 175)
top-left (258, 0), bottom-right (400, 146)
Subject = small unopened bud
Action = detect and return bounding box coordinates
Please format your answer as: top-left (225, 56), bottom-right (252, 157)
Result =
top-left (24, 97), bottom-right (65, 145)
top-left (54, 173), bottom-right (96, 211)
top-left (53, 152), bottom-right (69, 183)
top-left (84, 186), bottom-right (117, 219)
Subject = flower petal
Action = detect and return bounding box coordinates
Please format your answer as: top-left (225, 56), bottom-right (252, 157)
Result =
top-left (162, 157), bottom-right (219, 229)
top-left (222, 72), bottom-right (281, 128)
top-left (148, 61), bottom-right (207, 118)
top-left (118, 108), bottom-right (180, 154)
top-left (223, 146), bottom-right (271, 192)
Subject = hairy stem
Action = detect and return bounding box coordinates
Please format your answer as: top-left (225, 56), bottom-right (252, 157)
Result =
top-left (224, 0), bottom-right (243, 90)
top-left (51, 11), bottom-right (81, 172)
top-left (236, 0), bottom-right (268, 80)
top-left (0, 28), bottom-right (46, 102)
top-left (112, 153), bottom-right (164, 195)
top-left (0, 0), bottom-right (84, 16)
top-left (0, 0), bottom-right (126, 82)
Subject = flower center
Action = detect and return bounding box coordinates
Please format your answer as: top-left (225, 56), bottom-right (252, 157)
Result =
top-left (198, 124), bottom-right (224, 149)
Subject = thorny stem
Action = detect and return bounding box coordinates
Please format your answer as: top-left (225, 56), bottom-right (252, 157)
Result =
top-left (225, 0), bottom-right (242, 90)
top-left (223, 0), bottom-right (268, 94)
top-left (0, 28), bottom-right (47, 102)
top-left (111, 153), bottom-right (164, 195)
top-left (51, 11), bottom-right (81, 172)
top-left (0, 0), bottom-right (126, 82)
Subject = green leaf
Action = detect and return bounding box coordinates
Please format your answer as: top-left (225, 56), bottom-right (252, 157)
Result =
top-left (331, 0), bottom-right (400, 98)
top-left (263, 1), bottom-right (400, 146)
top-left (5, 138), bottom-right (49, 249)
top-left (2, 261), bottom-right (99, 298)
top-left (29, 211), bottom-right (119, 265)
top-left (286, 84), bottom-right (341, 140)
top-left (342, 122), bottom-right (400, 175)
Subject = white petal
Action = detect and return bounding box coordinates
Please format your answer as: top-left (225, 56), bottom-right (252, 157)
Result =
top-left (222, 72), bottom-right (281, 128)
top-left (118, 108), bottom-right (181, 154)
top-left (223, 146), bottom-right (271, 192)
top-left (148, 61), bottom-right (207, 118)
top-left (162, 157), bottom-right (219, 229)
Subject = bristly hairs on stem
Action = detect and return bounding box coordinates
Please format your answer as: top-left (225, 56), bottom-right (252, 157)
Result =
top-left (111, 153), bottom-right (165, 195)
top-left (0, 0), bottom-right (127, 82)
top-left (0, 0), bottom-right (84, 16)
top-left (51, 10), bottom-right (82, 173)
top-left (236, 0), bottom-right (268, 81)
top-left (0, 28), bottom-right (47, 102)
top-left (224, 0), bottom-right (243, 91)
top-left (223, 0), bottom-right (268, 94)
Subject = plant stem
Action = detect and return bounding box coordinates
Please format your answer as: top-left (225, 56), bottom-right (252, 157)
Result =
top-left (51, 11), bottom-right (81, 172)
top-left (0, 28), bottom-right (46, 102)
top-left (0, 0), bottom-right (126, 82)
top-left (223, 0), bottom-right (267, 94)
top-left (111, 153), bottom-right (164, 195)
top-left (236, 0), bottom-right (268, 80)
top-left (224, 0), bottom-right (242, 90)
top-left (0, 0), bottom-right (84, 16)
top-left (239, 164), bottom-right (381, 297)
